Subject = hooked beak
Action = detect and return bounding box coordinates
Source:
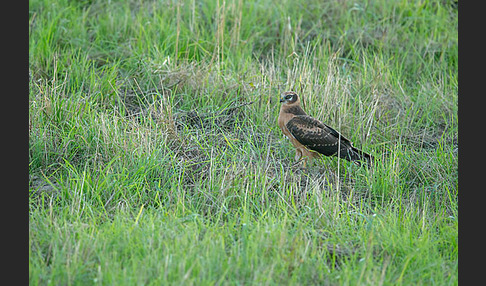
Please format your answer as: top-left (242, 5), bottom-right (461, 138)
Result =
top-left (280, 98), bottom-right (285, 103)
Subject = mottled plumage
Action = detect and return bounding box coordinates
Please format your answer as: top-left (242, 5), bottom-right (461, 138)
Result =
top-left (278, 91), bottom-right (373, 167)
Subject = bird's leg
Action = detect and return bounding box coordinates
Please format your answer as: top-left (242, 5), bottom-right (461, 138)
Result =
top-left (294, 149), bottom-right (303, 162)
top-left (292, 149), bottom-right (307, 168)
top-left (292, 149), bottom-right (303, 167)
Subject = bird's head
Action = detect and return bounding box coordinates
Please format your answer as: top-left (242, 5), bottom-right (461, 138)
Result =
top-left (279, 91), bottom-right (299, 105)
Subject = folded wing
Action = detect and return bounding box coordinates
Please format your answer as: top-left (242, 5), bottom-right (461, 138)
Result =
top-left (286, 115), bottom-right (372, 164)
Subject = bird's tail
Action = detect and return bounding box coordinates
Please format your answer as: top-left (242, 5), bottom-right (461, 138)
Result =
top-left (339, 146), bottom-right (374, 167)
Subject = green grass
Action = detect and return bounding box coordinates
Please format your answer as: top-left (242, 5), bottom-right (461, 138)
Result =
top-left (29, 0), bottom-right (457, 284)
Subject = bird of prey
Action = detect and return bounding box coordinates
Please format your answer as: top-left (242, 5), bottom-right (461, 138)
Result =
top-left (278, 91), bottom-right (373, 167)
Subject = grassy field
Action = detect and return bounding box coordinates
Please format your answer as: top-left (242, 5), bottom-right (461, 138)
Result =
top-left (29, 0), bottom-right (457, 284)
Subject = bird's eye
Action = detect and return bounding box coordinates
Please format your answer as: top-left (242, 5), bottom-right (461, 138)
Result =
top-left (285, 95), bottom-right (292, 100)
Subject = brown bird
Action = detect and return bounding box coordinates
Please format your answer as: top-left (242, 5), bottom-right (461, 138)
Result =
top-left (278, 91), bottom-right (373, 167)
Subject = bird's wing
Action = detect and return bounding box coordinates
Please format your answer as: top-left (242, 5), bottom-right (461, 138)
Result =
top-left (286, 115), bottom-right (353, 156)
